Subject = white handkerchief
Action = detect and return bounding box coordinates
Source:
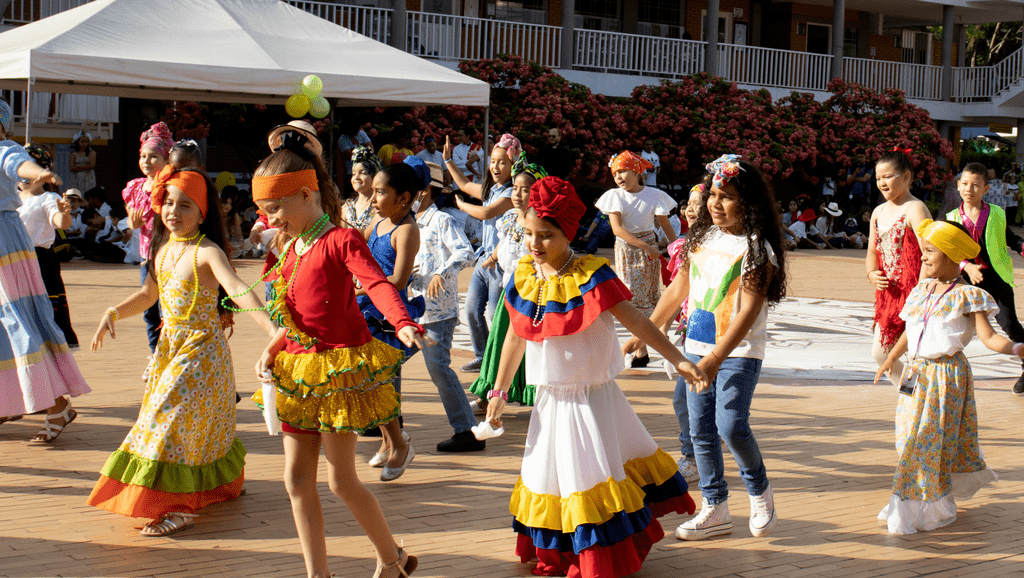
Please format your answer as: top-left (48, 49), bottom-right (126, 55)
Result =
top-left (471, 420), bottom-right (504, 440)
top-left (260, 373), bottom-right (281, 436)
top-left (663, 358), bottom-right (679, 380)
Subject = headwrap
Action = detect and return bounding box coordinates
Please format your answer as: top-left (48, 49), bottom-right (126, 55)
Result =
top-left (0, 98), bottom-right (11, 135)
top-left (403, 155), bottom-right (432, 190)
top-left (705, 154), bottom-right (745, 189)
top-left (252, 169), bottom-right (319, 202)
top-left (151, 165), bottom-right (210, 218)
top-left (140, 121), bottom-right (174, 158)
top-left (609, 151), bottom-right (653, 175)
top-left (24, 143), bottom-right (53, 170)
top-left (529, 176), bottom-right (586, 242)
top-left (689, 183), bottom-right (706, 197)
top-left (497, 133), bottom-right (522, 161)
top-left (352, 145), bottom-right (383, 175)
top-left (511, 152), bottom-right (548, 181)
top-left (72, 130), bottom-right (93, 145)
top-left (916, 219), bottom-right (980, 264)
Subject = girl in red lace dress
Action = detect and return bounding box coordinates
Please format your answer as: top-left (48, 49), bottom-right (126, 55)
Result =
top-left (865, 148), bottom-right (932, 375)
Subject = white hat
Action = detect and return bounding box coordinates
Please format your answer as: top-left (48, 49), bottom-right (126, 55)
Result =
top-left (824, 202), bottom-right (843, 217)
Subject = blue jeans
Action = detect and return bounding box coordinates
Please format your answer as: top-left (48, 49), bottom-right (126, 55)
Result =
top-left (422, 318), bottom-right (475, 433)
top-left (140, 262), bottom-right (161, 352)
top-left (465, 260), bottom-right (504, 359)
top-left (685, 353), bottom-right (769, 504)
top-left (673, 375), bottom-right (694, 458)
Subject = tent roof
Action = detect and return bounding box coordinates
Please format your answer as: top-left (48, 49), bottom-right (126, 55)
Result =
top-left (0, 0), bottom-right (490, 107)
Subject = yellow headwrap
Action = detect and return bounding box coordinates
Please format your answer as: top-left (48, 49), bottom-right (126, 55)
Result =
top-left (916, 219), bottom-right (980, 263)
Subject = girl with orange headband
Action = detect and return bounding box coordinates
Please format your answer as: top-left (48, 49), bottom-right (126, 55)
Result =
top-left (249, 135), bottom-right (428, 578)
top-left (88, 166), bottom-right (277, 537)
top-left (875, 219), bottom-right (1017, 534)
top-left (596, 150), bottom-right (678, 367)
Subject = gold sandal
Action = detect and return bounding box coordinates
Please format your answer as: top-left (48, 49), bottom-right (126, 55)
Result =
top-left (372, 547), bottom-right (417, 578)
top-left (140, 512), bottom-right (197, 537)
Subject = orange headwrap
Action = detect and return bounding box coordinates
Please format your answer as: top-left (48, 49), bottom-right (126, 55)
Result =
top-left (251, 169), bottom-right (319, 202)
top-left (151, 165), bottom-right (209, 218)
top-left (609, 151), bottom-right (653, 175)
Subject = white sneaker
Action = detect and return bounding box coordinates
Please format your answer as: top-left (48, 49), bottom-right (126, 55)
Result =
top-left (676, 498), bottom-right (732, 541)
top-left (676, 456), bottom-right (699, 485)
top-left (748, 484), bottom-right (777, 537)
top-left (469, 399), bottom-right (487, 416)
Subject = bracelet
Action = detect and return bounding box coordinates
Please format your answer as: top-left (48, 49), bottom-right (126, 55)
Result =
top-left (105, 307), bottom-right (119, 321)
top-left (443, 158), bottom-right (453, 164)
top-left (1013, 343), bottom-right (1023, 357)
top-left (487, 389), bottom-right (509, 402)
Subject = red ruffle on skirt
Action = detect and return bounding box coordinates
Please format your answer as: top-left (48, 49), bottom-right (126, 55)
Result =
top-left (517, 520), bottom-right (666, 578)
top-left (875, 226), bottom-right (922, 350)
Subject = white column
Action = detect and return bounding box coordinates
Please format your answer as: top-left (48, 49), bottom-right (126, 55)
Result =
top-left (705, 0), bottom-right (720, 76)
top-left (560, 0), bottom-right (575, 70)
top-left (831, 0), bottom-right (845, 80)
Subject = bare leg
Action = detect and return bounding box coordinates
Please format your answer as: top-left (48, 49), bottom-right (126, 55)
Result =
top-left (31, 396), bottom-right (74, 442)
top-left (321, 431), bottom-right (400, 566)
top-left (282, 432), bottom-right (329, 578)
top-left (872, 325), bottom-right (904, 383)
top-left (381, 419), bottom-right (409, 469)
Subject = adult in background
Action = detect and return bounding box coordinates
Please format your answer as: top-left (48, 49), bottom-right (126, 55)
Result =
top-left (451, 128), bottom-right (480, 188)
top-left (68, 130), bottom-right (96, 193)
top-left (641, 138), bottom-right (661, 188)
top-left (844, 148), bottom-right (874, 210)
top-left (415, 136), bottom-right (445, 171)
top-left (535, 127), bottom-right (573, 180)
top-left (377, 126), bottom-right (414, 166)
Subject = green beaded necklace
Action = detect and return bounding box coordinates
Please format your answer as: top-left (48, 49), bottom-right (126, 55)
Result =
top-left (220, 212), bottom-right (331, 312)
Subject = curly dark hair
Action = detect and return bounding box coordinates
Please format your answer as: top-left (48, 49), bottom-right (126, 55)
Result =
top-left (683, 159), bottom-right (787, 305)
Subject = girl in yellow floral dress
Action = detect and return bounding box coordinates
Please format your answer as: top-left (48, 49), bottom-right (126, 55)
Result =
top-left (89, 166), bottom-right (276, 537)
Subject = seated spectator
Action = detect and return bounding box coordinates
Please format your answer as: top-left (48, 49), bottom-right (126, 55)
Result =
top-left (84, 186), bottom-right (111, 218)
top-left (74, 207), bottom-right (127, 263)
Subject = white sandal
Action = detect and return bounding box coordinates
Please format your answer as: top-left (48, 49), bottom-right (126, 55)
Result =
top-left (372, 547), bottom-right (417, 578)
top-left (31, 401), bottom-right (77, 443)
top-left (140, 512), bottom-right (197, 537)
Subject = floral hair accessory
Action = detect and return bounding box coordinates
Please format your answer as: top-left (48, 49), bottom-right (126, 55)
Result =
top-left (609, 151), bottom-right (653, 175)
top-left (705, 154), bottom-right (745, 189)
top-left (497, 133), bottom-right (522, 160)
top-left (0, 98), bottom-right (11, 135)
top-left (689, 183), bottom-right (706, 196)
top-left (511, 152), bottom-right (548, 181)
top-left (529, 176), bottom-right (586, 241)
top-left (24, 143), bottom-right (53, 170)
top-left (352, 145), bottom-right (383, 176)
top-left (151, 165), bottom-right (209, 218)
top-left (140, 121), bottom-right (174, 157)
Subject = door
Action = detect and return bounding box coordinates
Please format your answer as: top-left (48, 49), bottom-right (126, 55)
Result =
top-left (806, 23), bottom-right (831, 55)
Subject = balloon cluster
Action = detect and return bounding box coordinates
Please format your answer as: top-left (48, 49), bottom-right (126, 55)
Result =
top-left (285, 75), bottom-right (330, 119)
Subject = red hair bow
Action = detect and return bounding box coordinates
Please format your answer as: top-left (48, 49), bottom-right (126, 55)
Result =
top-left (890, 146), bottom-right (913, 155)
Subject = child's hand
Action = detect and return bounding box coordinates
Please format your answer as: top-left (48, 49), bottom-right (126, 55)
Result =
top-left (398, 326), bottom-right (435, 350)
top-left (643, 244), bottom-right (660, 261)
top-left (255, 349), bottom-right (277, 377)
top-left (621, 336), bottom-right (644, 356)
top-left (91, 312), bottom-right (116, 351)
top-left (443, 136), bottom-right (454, 160)
top-left (697, 353), bottom-right (723, 386)
top-left (34, 169), bottom-right (61, 188)
top-left (485, 396), bottom-right (506, 430)
top-left (55, 197), bottom-right (71, 215)
top-left (677, 360), bottom-right (709, 393)
top-left (962, 263), bottom-right (983, 284)
top-left (867, 270), bottom-right (889, 290)
top-left (874, 357), bottom-right (895, 385)
top-left (427, 274), bottom-right (446, 298)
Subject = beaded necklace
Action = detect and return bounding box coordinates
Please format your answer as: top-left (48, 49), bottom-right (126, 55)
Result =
top-left (530, 250), bottom-right (575, 327)
top-left (220, 212), bottom-right (331, 312)
top-left (158, 233), bottom-right (206, 322)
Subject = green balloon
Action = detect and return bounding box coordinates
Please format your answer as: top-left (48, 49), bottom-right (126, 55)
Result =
top-left (309, 96), bottom-right (330, 119)
top-left (285, 94), bottom-right (310, 118)
top-left (301, 75), bottom-right (323, 98)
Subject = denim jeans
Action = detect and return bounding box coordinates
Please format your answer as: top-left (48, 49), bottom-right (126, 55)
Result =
top-left (685, 353), bottom-right (769, 504)
top-left (673, 375), bottom-right (694, 458)
top-left (421, 317), bottom-right (475, 433)
top-left (465, 260), bottom-right (504, 359)
top-left (140, 262), bottom-right (161, 352)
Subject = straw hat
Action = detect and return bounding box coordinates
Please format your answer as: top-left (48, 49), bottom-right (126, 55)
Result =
top-left (824, 202), bottom-right (843, 217)
top-left (266, 120), bottom-right (323, 158)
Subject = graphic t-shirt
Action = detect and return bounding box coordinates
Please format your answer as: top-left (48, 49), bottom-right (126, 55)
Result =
top-left (684, 228), bottom-right (776, 360)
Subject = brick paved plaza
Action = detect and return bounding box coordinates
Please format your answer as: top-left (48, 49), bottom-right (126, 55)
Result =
top-left (1, 250), bottom-right (1022, 578)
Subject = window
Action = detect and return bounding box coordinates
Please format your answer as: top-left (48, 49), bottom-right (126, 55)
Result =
top-left (576, 0), bottom-right (619, 32)
top-left (496, 0), bottom-right (546, 24)
top-left (844, 26), bottom-right (857, 57)
top-left (638, 0), bottom-right (682, 38)
top-left (901, 30), bottom-right (932, 64)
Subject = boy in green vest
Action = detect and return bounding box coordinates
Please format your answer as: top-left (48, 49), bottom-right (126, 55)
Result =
top-left (947, 162), bottom-right (1024, 394)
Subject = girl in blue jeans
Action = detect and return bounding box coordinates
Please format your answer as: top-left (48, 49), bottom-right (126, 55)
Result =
top-left (626, 155), bottom-right (788, 541)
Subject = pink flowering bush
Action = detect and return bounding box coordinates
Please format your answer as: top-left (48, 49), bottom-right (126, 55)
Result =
top-left (163, 101), bottom-right (210, 140)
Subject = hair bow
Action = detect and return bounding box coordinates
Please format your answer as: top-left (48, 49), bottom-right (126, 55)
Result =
top-left (352, 146), bottom-right (383, 175)
top-left (890, 146), bottom-right (913, 155)
top-left (73, 130), bottom-right (93, 144)
top-left (512, 152), bottom-right (548, 181)
top-left (705, 154), bottom-right (745, 189)
top-left (497, 133), bottom-right (522, 160)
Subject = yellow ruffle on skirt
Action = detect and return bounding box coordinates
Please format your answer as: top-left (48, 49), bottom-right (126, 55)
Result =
top-left (252, 339), bottom-right (404, 432)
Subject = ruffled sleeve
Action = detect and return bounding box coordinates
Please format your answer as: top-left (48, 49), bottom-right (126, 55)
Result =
top-left (652, 188), bottom-right (677, 216)
top-left (505, 255), bottom-right (633, 342)
top-left (594, 188), bottom-right (624, 215)
top-left (949, 285), bottom-right (998, 321)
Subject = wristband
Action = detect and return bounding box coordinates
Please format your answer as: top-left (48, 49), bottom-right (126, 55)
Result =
top-left (1014, 343), bottom-right (1023, 357)
top-left (487, 389), bottom-right (509, 402)
top-left (443, 158), bottom-right (454, 164)
top-left (105, 307), bottom-right (119, 321)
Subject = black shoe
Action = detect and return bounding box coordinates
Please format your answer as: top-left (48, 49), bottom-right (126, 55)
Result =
top-left (630, 354), bottom-right (650, 368)
top-left (235, 392), bottom-right (241, 404)
top-left (1014, 373), bottom-right (1024, 395)
top-left (460, 358), bottom-right (483, 373)
top-left (436, 431), bottom-right (486, 452)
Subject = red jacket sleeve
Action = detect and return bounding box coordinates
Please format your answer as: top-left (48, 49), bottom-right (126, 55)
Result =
top-left (339, 229), bottom-right (424, 334)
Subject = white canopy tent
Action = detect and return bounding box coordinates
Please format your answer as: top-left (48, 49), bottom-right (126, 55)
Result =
top-left (0, 0), bottom-right (491, 140)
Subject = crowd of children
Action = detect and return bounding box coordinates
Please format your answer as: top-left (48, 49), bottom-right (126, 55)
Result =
top-left (5, 93), bottom-right (1024, 577)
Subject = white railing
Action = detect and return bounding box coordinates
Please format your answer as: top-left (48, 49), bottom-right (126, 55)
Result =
top-left (408, 12), bottom-right (560, 68)
top-left (574, 29), bottom-right (705, 78)
top-left (951, 66), bottom-right (997, 101)
top-left (1, 90), bottom-right (117, 140)
top-left (993, 45), bottom-right (1024, 95)
top-left (718, 43), bottom-right (832, 91)
top-left (284, 0), bottom-right (391, 43)
top-left (0, 0), bottom-right (91, 25)
top-left (844, 58), bottom-right (942, 100)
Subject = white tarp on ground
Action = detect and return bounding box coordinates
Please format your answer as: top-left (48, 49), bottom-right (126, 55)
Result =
top-left (0, 0), bottom-right (489, 107)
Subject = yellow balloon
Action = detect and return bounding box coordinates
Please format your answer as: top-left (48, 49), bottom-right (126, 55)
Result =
top-left (301, 75), bottom-right (323, 98)
top-left (286, 94), bottom-right (310, 118)
top-left (215, 171), bottom-right (236, 192)
top-left (309, 96), bottom-right (330, 119)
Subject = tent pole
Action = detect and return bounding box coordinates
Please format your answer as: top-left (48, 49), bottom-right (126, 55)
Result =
top-left (328, 104), bottom-right (335, 182)
top-left (483, 106), bottom-right (489, 151)
top-left (25, 78), bottom-right (32, 143)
